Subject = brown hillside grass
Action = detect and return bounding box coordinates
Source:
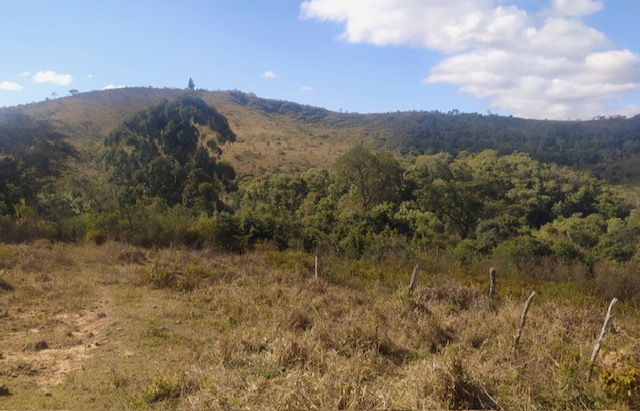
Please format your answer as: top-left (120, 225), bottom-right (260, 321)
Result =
top-left (1, 242), bottom-right (639, 409)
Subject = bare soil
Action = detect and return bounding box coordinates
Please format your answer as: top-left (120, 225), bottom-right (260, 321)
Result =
top-left (1, 297), bottom-right (113, 396)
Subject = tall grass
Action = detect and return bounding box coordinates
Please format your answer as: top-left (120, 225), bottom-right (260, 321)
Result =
top-left (0, 242), bottom-right (639, 409)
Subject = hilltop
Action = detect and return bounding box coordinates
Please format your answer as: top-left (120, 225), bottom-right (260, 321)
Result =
top-left (5, 87), bottom-right (640, 181)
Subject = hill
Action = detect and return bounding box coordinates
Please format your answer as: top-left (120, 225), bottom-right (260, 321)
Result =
top-left (10, 88), bottom-right (360, 175)
top-left (5, 87), bottom-right (640, 181)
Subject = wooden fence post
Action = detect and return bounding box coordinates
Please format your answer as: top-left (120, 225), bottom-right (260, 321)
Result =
top-left (315, 254), bottom-right (321, 280)
top-left (588, 297), bottom-right (618, 379)
top-left (408, 263), bottom-right (419, 294)
top-left (514, 291), bottom-right (536, 348)
top-left (489, 267), bottom-right (496, 299)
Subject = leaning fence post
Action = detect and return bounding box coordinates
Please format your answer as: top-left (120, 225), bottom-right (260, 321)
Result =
top-left (489, 267), bottom-right (496, 298)
top-left (514, 291), bottom-right (536, 348)
top-left (315, 254), bottom-right (321, 280)
top-left (588, 297), bottom-right (618, 379)
top-left (408, 263), bottom-right (419, 294)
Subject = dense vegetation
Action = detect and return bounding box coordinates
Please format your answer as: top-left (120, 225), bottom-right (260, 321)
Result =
top-left (102, 95), bottom-right (236, 211)
top-left (1, 93), bottom-right (640, 300)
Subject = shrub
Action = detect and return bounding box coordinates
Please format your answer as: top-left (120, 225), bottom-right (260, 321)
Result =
top-left (451, 239), bottom-right (480, 266)
top-left (599, 351), bottom-right (640, 409)
top-left (493, 236), bottom-right (547, 265)
top-left (139, 265), bottom-right (176, 289)
top-left (211, 213), bottom-right (247, 252)
top-left (144, 375), bottom-right (181, 403)
top-left (0, 245), bottom-right (17, 269)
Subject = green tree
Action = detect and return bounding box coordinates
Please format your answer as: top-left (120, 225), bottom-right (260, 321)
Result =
top-left (0, 112), bottom-right (76, 214)
top-left (188, 78), bottom-right (195, 91)
top-left (102, 96), bottom-right (236, 211)
top-left (332, 144), bottom-right (403, 213)
top-left (409, 152), bottom-right (493, 239)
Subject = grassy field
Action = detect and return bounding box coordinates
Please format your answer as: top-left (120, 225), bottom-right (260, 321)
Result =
top-left (1, 241), bottom-right (639, 410)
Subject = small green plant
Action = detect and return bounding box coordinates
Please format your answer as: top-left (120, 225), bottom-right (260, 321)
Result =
top-left (144, 375), bottom-right (181, 403)
top-left (85, 228), bottom-right (107, 245)
top-left (142, 265), bottom-right (175, 289)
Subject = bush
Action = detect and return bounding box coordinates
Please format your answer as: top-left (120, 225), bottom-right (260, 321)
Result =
top-left (599, 351), bottom-right (640, 409)
top-left (493, 236), bottom-right (547, 265)
top-left (140, 265), bottom-right (177, 289)
top-left (144, 375), bottom-right (181, 403)
top-left (451, 239), bottom-right (479, 266)
top-left (211, 213), bottom-right (247, 252)
top-left (0, 245), bottom-right (17, 269)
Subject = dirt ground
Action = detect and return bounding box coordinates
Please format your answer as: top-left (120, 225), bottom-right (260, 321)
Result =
top-left (1, 297), bottom-right (114, 397)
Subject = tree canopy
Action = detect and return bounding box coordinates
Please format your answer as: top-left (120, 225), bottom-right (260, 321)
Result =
top-left (102, 95), bottom-right (236, 212)
top-left (0, 112), bottom-right (76, 214)
top-left (332, 144), bottom-right (403, 213)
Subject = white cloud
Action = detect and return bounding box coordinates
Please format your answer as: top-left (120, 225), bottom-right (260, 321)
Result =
top-left (21, 71), bottom-right (31, 77)
top-left (0, 81), bottom-right (23, 91)
top-left (263, 70), bottom-right (277, 78)
top-left (301, 86), bottom-right (313, 91)
top-left (301, 0), bottom-right (521, 53)
top-left (32, 70), bottom-right (73, 86)
top-left (103, 84), bottom-right (126, 90)
top-left (549, 0), bottom-right (603, 17)
top-left (526, 18), bottom-right (609, 57)
top-left (301, 0), bottom-right (640, 119)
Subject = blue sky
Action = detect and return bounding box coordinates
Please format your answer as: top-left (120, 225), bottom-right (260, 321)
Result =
top-left (0, 0), bottom-right (638, 119)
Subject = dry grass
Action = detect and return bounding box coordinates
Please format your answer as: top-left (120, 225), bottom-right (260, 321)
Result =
top-left (1, 242), bottom-right (639, 409)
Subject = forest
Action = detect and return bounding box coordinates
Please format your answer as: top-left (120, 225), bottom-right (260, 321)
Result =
top-left (2, 94), bottom-right (640, 276)
top-left (2, 90), bottom-right (640, 409)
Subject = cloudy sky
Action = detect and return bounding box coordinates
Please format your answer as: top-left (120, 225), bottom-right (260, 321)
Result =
top-left (0, 0), bottom-right (638, 119)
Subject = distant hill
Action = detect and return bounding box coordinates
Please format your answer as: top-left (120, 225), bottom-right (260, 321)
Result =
top-left (4, 87), bottom-right (640, 182)
top-left (8, 88), bottom-right (362, 174)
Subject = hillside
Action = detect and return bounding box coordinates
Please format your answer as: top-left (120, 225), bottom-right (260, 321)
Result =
top-left (10, 88), bottom-right (362, 174)
top-left (5, 87), bottom-right (640, 180)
